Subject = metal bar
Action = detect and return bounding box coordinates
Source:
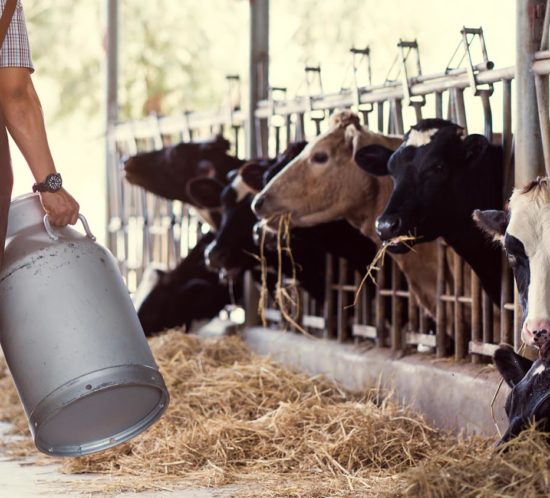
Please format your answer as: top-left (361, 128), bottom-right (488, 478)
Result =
top-left (436, 241), bottom-right (447, 358)
top-left (324, 254), bottom-right (335, 340)
top-left (391, 261), bottom-right (403, 352)
top-left (246, 0), bottom-right (269, 158)
top-left (540, 0), bottom-right (550, 51)
top-left (337, 258), bottom-right (351, 342)
top-left (454, 254), bottom-right (466, 360)
top-left (535, 73), bottom-right (550, 175)
top-left (105, 0), bottom-right (118, 249)
top-left (375, 264), bottom-right (387, 347)
top-left (471, 272), bottom-right (482, 363)
top-left (516, 0), bottom-right (546, 187)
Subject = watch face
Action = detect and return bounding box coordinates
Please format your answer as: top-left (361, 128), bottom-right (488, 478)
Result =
top-left (46, 173), bottom-right (63, 192)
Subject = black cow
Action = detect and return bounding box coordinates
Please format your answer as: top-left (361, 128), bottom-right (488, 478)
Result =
top-left (124, 135), bottom-right (244, 204)
top-left (136, 232), bottom-right (239, 335)
top-left (355, 118), bottom-right (504, 304)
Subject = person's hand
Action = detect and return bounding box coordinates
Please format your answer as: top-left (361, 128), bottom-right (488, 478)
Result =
top-left (39, 189), bottom-right (80, 227)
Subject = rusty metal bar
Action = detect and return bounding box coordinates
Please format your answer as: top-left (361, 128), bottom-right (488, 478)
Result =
top-left (436, 241), bottom-right (447, 358)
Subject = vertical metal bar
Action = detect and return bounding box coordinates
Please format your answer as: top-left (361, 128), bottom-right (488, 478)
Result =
top-left (391, 261), bottom-right (403, 352)
top-left (501, 257), bottom-right (514, 345)
top-left (324, 254), bottom-right (335, 339)
top-left (471, 272), bottom-right (482, 363)
top-left (436, 241), bottom-right (447, 358)
top-left (479, 90), bottom-right (493, 141)
top-left (375, 264), bottom-right (386, 347)
top-left (482, 292), bottom-right (493, 344)
top-left (454, 255), bottom-right (466, 360)
top-left (502, 80), bottom-right (514, 196)
top-left (534, 74), bottom-right (550, 175)
top-left (105, 0), bottom-right (118, 249)
top-left (337, 258), bottom-right (350, 342)
top-left (435, 91), bottom-right (443, 119)
top-left (516, 0), bottom-right (546, 187)
top-left (246, 0), bottom-right (269, 159)
top-left (453, 88), bottom-right (468, 131)
top-left (377, 102), bottom-right (385, 133)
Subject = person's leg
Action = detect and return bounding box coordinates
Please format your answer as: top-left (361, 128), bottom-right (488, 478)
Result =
top-left (0, 111), bottom-right (12, 268)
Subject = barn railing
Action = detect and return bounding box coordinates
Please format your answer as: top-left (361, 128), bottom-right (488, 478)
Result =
top-left (106, 14), bottom-right (550, 364)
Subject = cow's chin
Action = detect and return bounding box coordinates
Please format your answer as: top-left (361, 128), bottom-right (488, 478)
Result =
top-left (385, 242), bottom-right (411, 254)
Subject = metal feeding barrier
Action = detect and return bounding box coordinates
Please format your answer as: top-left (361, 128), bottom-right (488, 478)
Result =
top-left (106, 1), bottom-right (550, 364)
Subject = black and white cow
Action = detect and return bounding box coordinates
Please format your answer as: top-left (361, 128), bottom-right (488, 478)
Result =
top-left (355, 118), bottom-right (504, 304)
top-left (135, 232), bottom-right (239, 335)
top-left (492, 343), bottom-right (550, 444)
top-left (475, 178), bottom-right (550, 347)
top-left (475, 178), bottom-right (550, 442)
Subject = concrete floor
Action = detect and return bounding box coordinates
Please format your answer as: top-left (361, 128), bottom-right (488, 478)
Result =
top-left (0, 424), bottom-right (242, 498)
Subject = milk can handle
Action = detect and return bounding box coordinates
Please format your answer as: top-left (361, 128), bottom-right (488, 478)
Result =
top-left (43, 214), bottom-right (97, 242)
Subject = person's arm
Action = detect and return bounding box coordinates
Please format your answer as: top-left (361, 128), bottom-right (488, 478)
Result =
top-left (0, 67), bottom-right (79, 226)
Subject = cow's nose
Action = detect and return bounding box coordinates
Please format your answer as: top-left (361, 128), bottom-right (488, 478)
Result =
top-left (376, 214), bottom-right (402, 240)
top-left (523, 319), bottom-right (550, 347)
top-left (252, 193), bottom-right (266, 216)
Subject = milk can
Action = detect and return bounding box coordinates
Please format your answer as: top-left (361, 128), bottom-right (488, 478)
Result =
top-left (0, 193), bottom-right (169, 457)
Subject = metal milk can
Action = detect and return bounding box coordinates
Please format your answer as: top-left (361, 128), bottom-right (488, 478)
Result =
top-left (0, 193), bottom-right (169, 456)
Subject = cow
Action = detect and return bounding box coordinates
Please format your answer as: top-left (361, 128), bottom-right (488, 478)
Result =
top-left (355, 118), bottom-right (504, 305)
top-left (187, 144), bottom-right (328, 303)
top-left (474, 178), bottom-right (550, 347)
top-left (475, 178), bottom-right (550, 443)
top-left (135, 232), bottom-right (239, 335)
top-left (491, 343), bottom-right (550, 444)
top-left (251, 110), bottom-right (440, 317)
top-left (123, 135), bottom-right (245, 204)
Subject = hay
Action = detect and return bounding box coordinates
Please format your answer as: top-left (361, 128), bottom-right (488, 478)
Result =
top-left (2, 333), bottom-right (550, 497)
top-left (349, 235), bottom-right (418, 309)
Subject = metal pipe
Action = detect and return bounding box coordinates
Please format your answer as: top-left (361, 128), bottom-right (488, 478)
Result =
top-left (516, 0), bottom-right (546, 187)
top-left (534, 74), bottom-right (550, 175)
top-left (246, 0), bottom-right (269, 158)
top-left (105, 0), bottom-right (118, 248)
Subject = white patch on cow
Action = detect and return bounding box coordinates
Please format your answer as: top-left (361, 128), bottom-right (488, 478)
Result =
top-left (405, 128), bottom-right (439, 147)
top-left (533, 364), bottom-right (546, 376)
top-left (231, 175), bottom-right (255, 202)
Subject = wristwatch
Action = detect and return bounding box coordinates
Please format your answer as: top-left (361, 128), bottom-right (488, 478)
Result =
top-left (32, 173), bottom-right (63, 193)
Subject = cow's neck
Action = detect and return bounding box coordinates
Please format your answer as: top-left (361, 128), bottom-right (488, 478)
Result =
top-left (442, 145), bottom-right (503, 304)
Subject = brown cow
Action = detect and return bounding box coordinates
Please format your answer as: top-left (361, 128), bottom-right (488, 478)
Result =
top-left (252, 110), bottom-right (440, 316)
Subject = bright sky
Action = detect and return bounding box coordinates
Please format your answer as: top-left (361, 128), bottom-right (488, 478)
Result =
top-left (9, 0), bottom-right (516, 247)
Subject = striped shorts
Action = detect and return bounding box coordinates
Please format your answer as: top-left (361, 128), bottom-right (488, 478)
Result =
top-left (0, 0), bottom-right (33, 73)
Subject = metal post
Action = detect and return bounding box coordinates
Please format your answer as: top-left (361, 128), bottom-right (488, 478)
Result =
top-left (516, 0), bottom-right (546, 186)
top-left (105, 0), bottom-right (118, 247)
top-left (247, 0), bottom-right (269, 158)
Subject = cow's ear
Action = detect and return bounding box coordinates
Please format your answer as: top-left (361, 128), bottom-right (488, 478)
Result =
top-left (464, 134), bottom-right (489, 163)
top-left (240, 162), bottom-right (266, 192)
top-left (494, 344), bottom-right (533, 388)
top-left (186, 177), bottom-right (224, 209)
top-left (472, 209), bottom-right (509, 242)
top-left (354, 145), bottom-right (392, 176)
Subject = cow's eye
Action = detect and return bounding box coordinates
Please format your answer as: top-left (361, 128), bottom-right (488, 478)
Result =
top-left (312, 152), bottom-right (329, 164)
top-left (433, 163), bottom-right (445, 172)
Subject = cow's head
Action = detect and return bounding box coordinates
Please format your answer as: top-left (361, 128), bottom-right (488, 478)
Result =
top-left (474, 178), bottom-right (550, 348)
top-left (356, 119), bottom-right (489, 252)
top-left (123, 135), bottom-right (242, 203)
top-left (252, 111), bottom-right (401, 233)
top-left (493, 343), bottom-right (550, 444)
top-left (188, 162), bottom-right (266, 277)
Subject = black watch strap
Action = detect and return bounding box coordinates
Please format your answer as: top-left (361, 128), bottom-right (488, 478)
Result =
top-left (32, 173), bottom-right (63, 193)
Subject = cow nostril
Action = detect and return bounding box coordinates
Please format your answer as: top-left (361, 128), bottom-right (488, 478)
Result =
top-left (376, 215), bottom-right (403, 240)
